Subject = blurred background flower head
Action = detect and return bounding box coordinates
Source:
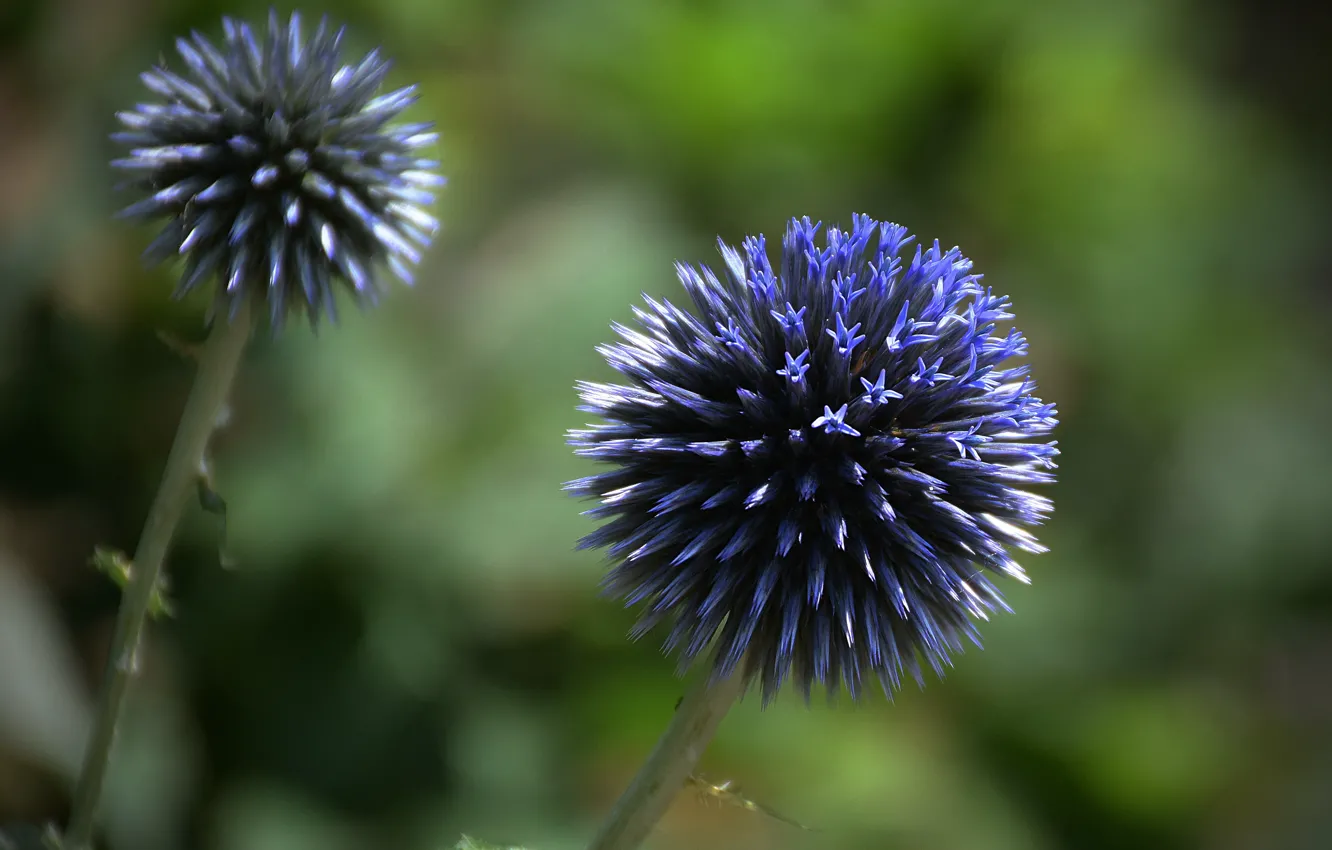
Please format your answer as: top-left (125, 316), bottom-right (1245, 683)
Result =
top-left (111, 9), bottom-right (443, 330)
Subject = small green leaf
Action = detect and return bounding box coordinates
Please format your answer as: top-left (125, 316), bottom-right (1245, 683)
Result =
top-left (89, 546), bottom-right (174, 619)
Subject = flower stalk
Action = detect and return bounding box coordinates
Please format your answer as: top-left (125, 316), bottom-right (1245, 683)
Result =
top-left (63, 299), bottom-right (253, 850)
top-left (586, 655), bottom-right (747, 850)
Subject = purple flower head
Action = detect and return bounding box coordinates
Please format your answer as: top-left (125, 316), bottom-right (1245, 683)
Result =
top-left (568, 215), bottom-right (1058, 703)
top-left (111, 10), bottom-right (444, 330)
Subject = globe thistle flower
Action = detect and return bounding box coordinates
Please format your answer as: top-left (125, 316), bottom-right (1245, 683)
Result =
top-left (112, 10), bottom-right (444, 329)
top-left (568, 215), bottom-right (1058, 702)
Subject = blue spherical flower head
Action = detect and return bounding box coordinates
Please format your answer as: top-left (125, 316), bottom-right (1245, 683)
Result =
top-left (112, 10), bottom-right (444, 330)
top-left (568, 215), bottom-right (1058, 702)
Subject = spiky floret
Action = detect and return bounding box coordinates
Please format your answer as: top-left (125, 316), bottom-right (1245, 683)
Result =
top-left (568, 215), bottom-right (1058, 702)
top-left (112, 10), bottom-right (444, 329)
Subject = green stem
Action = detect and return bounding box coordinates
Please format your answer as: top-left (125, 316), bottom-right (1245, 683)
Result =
top-left (63, 300), bottom-right (253, 850)
top-left (586, 655), bottom-right (748, 850)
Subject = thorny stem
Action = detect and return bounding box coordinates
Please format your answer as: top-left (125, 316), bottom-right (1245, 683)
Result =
top-left (63, 300), bottom-right (253, 850)
top-left (586, 653), bottom-right (748, 850)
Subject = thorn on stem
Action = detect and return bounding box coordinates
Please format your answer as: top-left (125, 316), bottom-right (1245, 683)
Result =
top-left (156, 329), bottom-right (202, 360)
top-left (196, 454), bottom-right (237, 568)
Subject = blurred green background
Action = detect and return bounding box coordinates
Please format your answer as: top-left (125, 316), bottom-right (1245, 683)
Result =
top-left (2, 0), bottom-right (1330, 848)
